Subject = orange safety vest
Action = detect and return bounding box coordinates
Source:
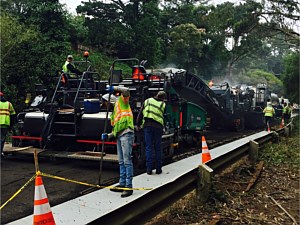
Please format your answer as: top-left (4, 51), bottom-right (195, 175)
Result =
top-left (111, 96), bottom-right (134, 137)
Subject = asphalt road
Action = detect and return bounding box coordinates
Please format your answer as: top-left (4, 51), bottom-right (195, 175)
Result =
top-left (0, 128), bottom-right (262, 224)
top-left (0, 153), bottom-right (120, 224)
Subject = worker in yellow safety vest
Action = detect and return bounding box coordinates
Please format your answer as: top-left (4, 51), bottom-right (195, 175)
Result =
top-left (136, 91), bottom-right (166, 175)
top-left (263, 102), bottom-right (275, 131)
top-left (0, 92), bottom-right (16, 158)
top-left (62, 55), bottom-right (82, 76)
top-left (282, 103), bottom-right (291, 125)
top-left (101, 86), bottom-right (134, 198)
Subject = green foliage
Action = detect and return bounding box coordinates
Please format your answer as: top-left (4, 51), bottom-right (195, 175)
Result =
top-left (240, 69), bottom-right (284, 95)
top-left (205, 2), bottom-right (269, 79)
top-left (281, 52), bottom-right (299, 103)
top-left (77, 0), bottom-right (163, 65)
top-left (0, 13), bottom-right (40, 111)
top-left (0, 0), bottom-right (71, 112)
top-left (86, 52), bottom-right (113, 80)
top-left (259, 118), bottom-right (299, 165)
top-left (1, 0), bottom-right (298, 113)
top-left (168, 23), bottom-right (204, 70)
top-left (67, 15), bottom-right (89, 48)
top-left (130, 0), bottom-right (162, 65)
top-left (260, 116), bottom-right (300, 168)
top-left (77, 1), bottom-right (135, 57)
top-left (292, 116), bottom-right (299, 132)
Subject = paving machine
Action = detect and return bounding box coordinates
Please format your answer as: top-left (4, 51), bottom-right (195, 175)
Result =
top-left (12, 58), bottom-right (207, 166)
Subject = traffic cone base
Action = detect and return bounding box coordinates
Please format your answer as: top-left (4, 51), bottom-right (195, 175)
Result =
top-left (202, 136), bottom-right (211, 163)
top-left (33, 176), bottom-right (56, 225)
top-left (34, 212), bottom-right (55, 224)
top-left (280, 118), bottom-right (284, 128)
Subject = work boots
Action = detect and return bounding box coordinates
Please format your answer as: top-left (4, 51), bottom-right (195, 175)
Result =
top-left (121, 190), bottom-right (133, 198)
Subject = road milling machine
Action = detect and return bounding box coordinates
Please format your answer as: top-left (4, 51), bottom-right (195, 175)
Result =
top-left (12, 57), bottom-right (265, 165)
top-left (12, 58), bottom-right (208, 165)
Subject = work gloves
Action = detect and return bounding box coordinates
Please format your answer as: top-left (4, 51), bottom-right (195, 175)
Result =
top-left (101, 133), bottom-right (113, 141)
top-left (105, 85), bottom-right (114, 93)
top-left (101, 133), bottom-right (108, 141)
top-left (106, 85), bottom-right (130, 97)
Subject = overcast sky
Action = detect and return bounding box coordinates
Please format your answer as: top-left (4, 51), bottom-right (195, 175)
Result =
top-left (59, 0), bottom-right (239, 14)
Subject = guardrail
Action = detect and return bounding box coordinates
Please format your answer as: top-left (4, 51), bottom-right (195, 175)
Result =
top-left (198, 115), bottom-right (297, 203)
top-left (92, 115), bottom-right (298, 225)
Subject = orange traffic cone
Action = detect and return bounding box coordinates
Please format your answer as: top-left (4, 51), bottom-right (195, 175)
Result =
top-left (33, 175), bottom-right (56, 225)
top-left (280, 118), bottom-right (284, 128)
top-left (202, 136), bottom-right (211, 163)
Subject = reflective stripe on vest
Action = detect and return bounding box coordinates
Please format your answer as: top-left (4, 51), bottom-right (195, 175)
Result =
top-left (111, 96), bottom-right (134, 137)
top-left (264, 106), bottom-right (274, 117)
top-left (0, 101), bottom-right (15, 126)
top-left (142, 98), bottom-right (165, 126)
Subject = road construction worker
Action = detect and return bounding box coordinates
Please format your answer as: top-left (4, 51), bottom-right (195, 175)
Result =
top-left (62, 55), bottom-right (82, 76)
top-left (275, 103), bottom-right (283, 118)
top-left (136, 91), bottom-right (166, 175)
top-left (263, 102), bottom-right (275, 131)
top-left (101, 86), bottom-right (134, 198)
top-left (0, 92), bottom-right (16, 158)
top-left (282, 103), bottom-right (291, 125)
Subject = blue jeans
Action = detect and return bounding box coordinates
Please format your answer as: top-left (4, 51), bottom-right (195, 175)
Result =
top-left (144, 126), bottom-right (163, 172)
top-left (0, 127), bottom-right (8, 154)
top-left (117, 132), bottom-right (134, 188)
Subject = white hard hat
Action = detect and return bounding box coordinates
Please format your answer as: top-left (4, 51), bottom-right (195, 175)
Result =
top-left (102, 94), bottom-right (117, 104)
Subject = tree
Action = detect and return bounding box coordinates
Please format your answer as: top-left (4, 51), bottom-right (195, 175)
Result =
top-left (1, 0), bottom-right (71, 111)
top-left (67, 15), bottom-right (89, 50)
top-left (206, 2), bottom-right (267, 81)
top-left (77, 0), bottom-right (162, 65)
top-left (132, 0), bottom-right (163, 65)
top-left (281, 52), bottom-right (299, 103)
top-left (241, 69), bottom-right (284, 95)
top-left (0, 13), bottom-right (40, 111)
top-left (1, 0), bottom-right (71, 72)
top-left (77, 1), bottom-right (132, 56)
top-left (167, 23), bottom-right (204, 71)
top-left (257, 0), bottom-right (299, 48)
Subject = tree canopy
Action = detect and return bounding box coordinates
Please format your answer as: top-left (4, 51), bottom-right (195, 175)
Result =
top-left (1, 0), bottom-right (299, 111)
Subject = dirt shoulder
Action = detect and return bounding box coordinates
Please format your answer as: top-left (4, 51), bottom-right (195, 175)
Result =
top-left (146, 129), bottom-right (300, 225)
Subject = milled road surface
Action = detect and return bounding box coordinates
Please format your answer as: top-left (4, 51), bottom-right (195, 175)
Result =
top-left (1, 153), bottom-right (119, 224)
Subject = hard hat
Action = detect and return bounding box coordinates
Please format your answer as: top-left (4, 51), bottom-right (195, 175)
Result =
top-left (0, 92), bottom-right (3, 96)
top-left (102, 94), bottom-right (117, 104)
top-left (156, 91), bottom-right (166, 100)
top-left (67, 55), bottom-right (73, 59)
